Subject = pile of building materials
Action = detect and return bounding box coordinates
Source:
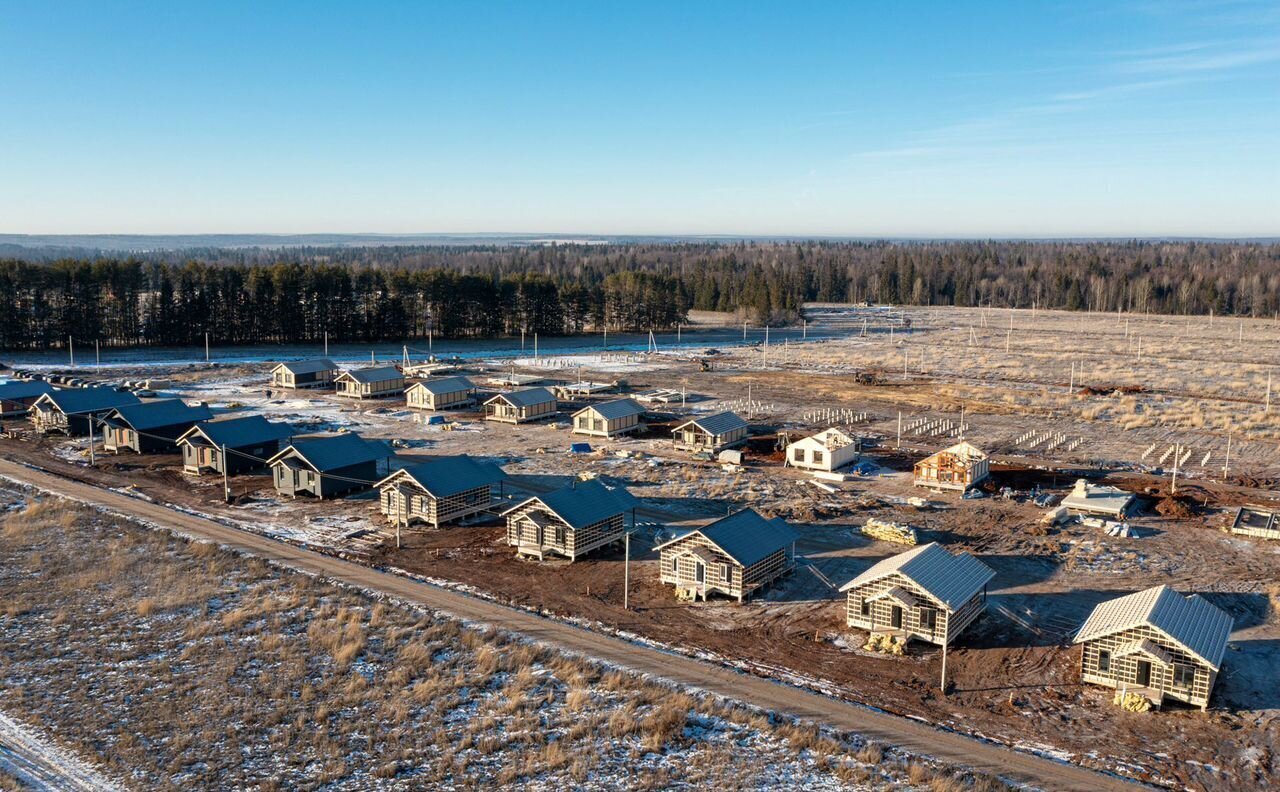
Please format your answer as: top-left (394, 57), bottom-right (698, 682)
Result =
top-left (1061, 478), bottom-right (1135, 517)
top-left (1081, 516), bottom-right (1135, 537)
top-left (860, 518), bottom-right (918, 545)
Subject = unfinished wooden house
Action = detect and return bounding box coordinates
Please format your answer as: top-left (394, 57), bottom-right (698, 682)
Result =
top-left (1074, 585), bottom-right (1233, 710)
top-left (376, 455), bottom-right (507, 529)
top-left (1229, 505), bottom-right (1280, 540)
top-left (839, 542), bottom-right (995, 647)
top-left (1061, 478), bottom-right (1136, 518)
top-left (0, 381), bottom-right (55, 417)
top-left (504, 479), bottom-right (638, 561)
top-left (177, 415), bottom-right (294, 476)
top-left (913, 441), bottom-right (989, 491)
top-left (671, 411), bottom-right (749, 453)
top-left (102, 399), bottom-right (214, 454)
top-left (405, 376), bottom-right (477, 411)
top-left (655, 509), bottom-right (798, 602)
top-left (267, 433), bottom-right (391, 499)
top-left (571, 398), bottom-right (645, 439)
top-left (484, 387), bottom-right (558, 424)
top-left (334, 366), bottom-right (405, 399)
top-left (787, 427), bottom-right (860, 472)
top-left (270, 358), bottom-right (339, 390)
top-left (29, 388), bottom-right (141, 436)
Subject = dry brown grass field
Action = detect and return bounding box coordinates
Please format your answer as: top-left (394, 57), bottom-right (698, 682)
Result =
top-left (0, 491), bottom-right (1012, 791)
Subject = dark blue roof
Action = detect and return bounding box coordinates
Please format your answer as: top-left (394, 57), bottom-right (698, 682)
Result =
top-left (659, 509), bottom-right (797, 567)
top-left (271, 433), bottom-right (391, 471)
top-left (676, 411), bottom-right (747, 437)
top-left (0, 381), bottom-right (55, 400)
top-left (275, 358), bottom-right (338, 375)
top-left (388, 455), bottom-right (506, 497)
top-left (488, 387), bottom-right (556, 408)
top-left (181, 415), bottom-right (294, 448)
top-left (575, 398), bottom-right (644, 420)
top-left (37, 387), bottom-right (141, 416)
top-left (340, 365), bottom-right (403, 384)
top-left (106, 399), bottom-right (213, 431)
top-left (411, 376), bottom-right (475, 395)
top-left (510, 479), bottom-right (638, 529)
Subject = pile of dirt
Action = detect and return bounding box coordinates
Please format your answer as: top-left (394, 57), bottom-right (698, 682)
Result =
top-left (1155, 495), bottom-right (1196, 519)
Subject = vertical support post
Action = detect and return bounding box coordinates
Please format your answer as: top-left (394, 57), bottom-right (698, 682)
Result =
top-left (1223, 435), bottom-right (1231, 480)
top-left (88, 414), bottom-right (96, 465)
top-left (534, 333), bottom-right (539, 362)
top-left (96, 340), bottom-right (100, 368)
top-left (896, 410), bottom-right (902, 450)
top-left (941, 636), bottom-right (948, 693)
top-left (1069, 361), bottom-right (1075, 393)
top-left (624, 531), bottom-right (630, 610)
top-left (205, 332), bottom-right (210, 362)
top-left (69, 336), bottom-right (75, 368)
top-left (1266, 371), bottom-right (1272, 414)
top-left (222, 444), bottom-right (230, 503)
top-left (677, 323), bottom-right (681, 343)
top-left (803, 319), bottom-right (807, 339)
top-left (1171, 443), bottom-right (1180, 494)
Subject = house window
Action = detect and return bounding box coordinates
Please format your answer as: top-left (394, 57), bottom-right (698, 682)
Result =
top-left (860, 598), bottom-right (871, 616)
top-left (919, 608), bottom-right (937, 630)
top-left (1173, 664), bottom-right (1196, 687)
top-left (671, 557), bottom-right (679, 573)
top-left (793, 448), bottom-right (804, 462)
top-left (813, 450), bottom-right (824, 464)
top-left (721, 563), bottom-right (731, 582)
top-left (1097, 649), bottom-right (1111, 672)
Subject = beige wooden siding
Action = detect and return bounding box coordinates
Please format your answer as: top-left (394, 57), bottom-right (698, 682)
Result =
top-left (1079, 625), bottom-right (1216, 709)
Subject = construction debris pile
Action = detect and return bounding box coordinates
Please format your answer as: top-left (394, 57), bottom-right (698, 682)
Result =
top-left (866, 634), bottom-right (906, 655)
top-left (861, 518), bottom-right (918, 545)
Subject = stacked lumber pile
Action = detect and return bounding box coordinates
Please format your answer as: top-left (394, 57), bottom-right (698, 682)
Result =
top-left (861, 518), bottom-right (918, 545)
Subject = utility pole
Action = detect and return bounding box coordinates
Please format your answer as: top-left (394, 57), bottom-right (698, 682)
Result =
top-left (743, 322), bottom-right (747, 340)
top-left (205, 331), bottom-right (210, 363)
top-left (1223, 435), bottom-right (1232, 480)
top-left (803, 319), bottom-right (807, 340)
top-left (69, 336), bottom-right (75, 368)
top-left (941, 637), bottom-right (949, 693)
top-left (1171, 443), bottom-right (1181, 494)
top-left (896, 410), bottom-right (902, 450)
top-left (677, 323), bottom-right (681, 343)
top-left (623, 531), bottom-right (631, 610)
top-left (1266, 371), bottom-right (1272, 414)
top-left (1069, 361), bottom-right (1075, 393)
top-left (534, 333), bottom-right (539, 361)
top-left (88, 414), bottom-right (96, 465)
top-left (95, 340), bottom-right (100, 368)
top-left (324, 331), bottom-right (329, 357)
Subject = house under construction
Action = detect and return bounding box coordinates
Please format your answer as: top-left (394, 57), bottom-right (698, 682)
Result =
top-left (913, 441), bottom-right (989, 491)
top-left (786, 427), bottom-right (860, 472)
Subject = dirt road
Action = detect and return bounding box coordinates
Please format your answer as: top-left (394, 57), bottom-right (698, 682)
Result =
top-left (0, 458), bottom-right (1140, 791)
top-left (0, 711), bottom-right (119, 792)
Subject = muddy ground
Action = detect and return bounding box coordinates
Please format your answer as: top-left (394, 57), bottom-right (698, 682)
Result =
top-left (5, 306), bottom-right (1280, 790)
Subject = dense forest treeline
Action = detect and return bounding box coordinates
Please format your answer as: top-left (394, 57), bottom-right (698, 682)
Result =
top-left (1, 240), bottom-right (1277, 349)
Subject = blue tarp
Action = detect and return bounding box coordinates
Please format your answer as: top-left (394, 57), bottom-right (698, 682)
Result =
top-left (569, 442), bottom-right (592, 453)
top-left (425, 414), bottom-right (446, 425)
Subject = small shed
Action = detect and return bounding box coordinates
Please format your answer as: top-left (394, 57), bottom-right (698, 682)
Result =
top-left (102, 399), bottom-right (214, 453)
top-left (484, 387), bottom-right (558, 424)
top-left (267, 434), bottom-right (391, 499)
top-left (571, 398), bottom-right (645, 438)
top-left (0, 381), bottom-right (55, 417)
top-left (839, 542), bottom-right (995, 647)
top-left (29, 388), bottom-right (142, 436)
top-left (270, 358), bottom-right (339, 390)
top-left (504, 479), bottom-right (638, 561)
top-left (177, 415), bottom-right (294, 475)
top-left (376, 455), bottom-right (507, 529)
top-left (655, 509), bottom-right (797, 602)
top-left (1061, 479), bottom-right (1136, 518)
top-left (405, 376), bottom-right (477, 411)
top-left (1074, 585), bottom-right (1233, 710)
top-left (671, 411), bottom-right (749, 453)
top-left (913, 441), bottom-right (990, 491)
top-left (786, 427), bottom-right (860, 472)
top-left (1229, 505), bottom-right (1280, 540)
top-left (335, 366), bottom-right (405, 399)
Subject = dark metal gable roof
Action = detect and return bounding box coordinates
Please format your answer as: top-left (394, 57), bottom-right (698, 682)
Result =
top-left (182, 415), bottom-right (294, 448)
top-left (510, 479), bottom-right (638, 530)
top-left (36, 387), bottom-right (141, 416)
top-left (657, 509), bottom-right (797, 567)
top-left (675, 411), bottom-right (747, 437)
top-left (339, 365), bottom-right (403, 384)
top-left (106, 399), bottom-right (213, 431)
top-left (275, 358), bottom-right (338, 375)
top-left (574, 398), bottom-right (644, 421)
top-left (271, 433), bottom-right (390, 472)
top-left (487, 387), bottom-right (556, 408)
top-left (388, 455), bottom-right (506, 498)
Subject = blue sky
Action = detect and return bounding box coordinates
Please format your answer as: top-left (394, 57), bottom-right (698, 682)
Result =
top-left (2, 1), bottom-right (1277, 237)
